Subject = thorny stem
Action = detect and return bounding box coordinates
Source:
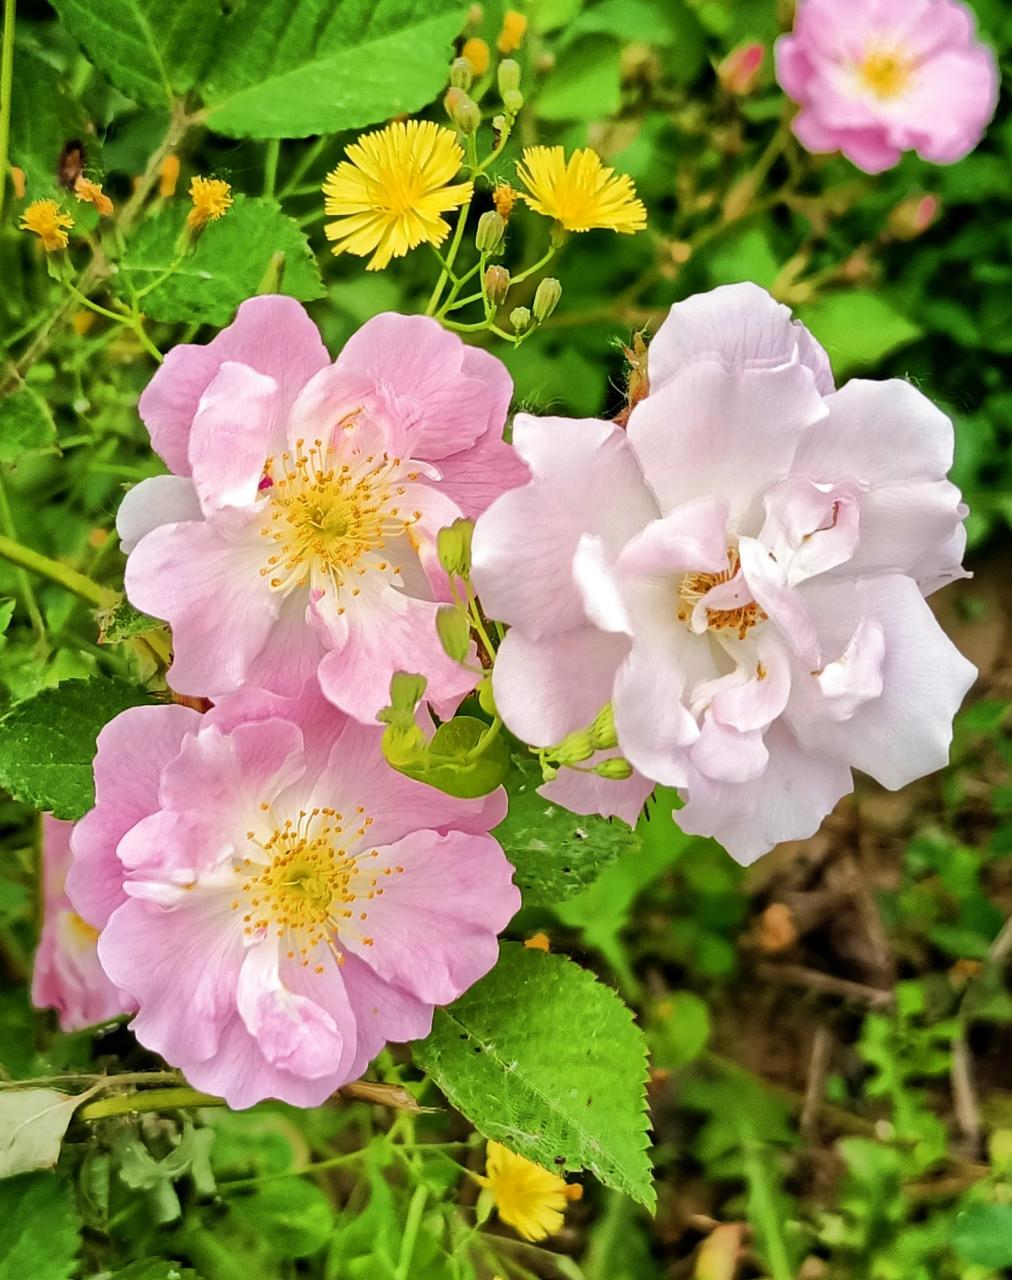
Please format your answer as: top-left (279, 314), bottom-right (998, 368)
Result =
top-left (0, 0), bottom-right (15, 232)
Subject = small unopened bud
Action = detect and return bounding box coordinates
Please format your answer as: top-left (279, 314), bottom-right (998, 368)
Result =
top-left (502, 88), bottom-right (524, 116)
top-left (476, 209), bottom-right (506, 254)
top-left (389, 671), bottom-right (428, 712)
top-left (477, 675), bottom-right (497, 718)
top-left (453, 93), bottom-right (481, 135)
top-left (484, 264), bottom-right (510, 304)
top-left (491, 113), bottom-right (508, 136)
top-left (532, 277), bottom-right (562, 321)
top-left (594, 756), bottom-right (634, 780)
top-left (436, 604), bottom-right (471, 663)
top-left (555, 729), bottom-right (595, 766)
top-left (887, 193), bottom-right (940, 240)
top-left (717, 42), bottom-right (765, 96)
top-left (436, 517), bottom-right (474, 577)
top-left (509, 306), bottom-right (531, 333)
top-left (590, 704), bottom-right (617, 750)
top-left (498, 58), bottom-right (521, 96)
top-left (497, 11), bottom-right (527, 55)
top-left (444, 86), bottom-right (466, 120)
top-left (450, 57), bottom-right (474, 91)
top-left (462, 36), bottom-right (491, 77)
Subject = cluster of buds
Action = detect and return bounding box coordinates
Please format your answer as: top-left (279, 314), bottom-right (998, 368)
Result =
top-left (541, 705), bottom-right (633, 781)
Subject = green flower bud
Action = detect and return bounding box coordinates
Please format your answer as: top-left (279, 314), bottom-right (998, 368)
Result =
top-left (554, 729), bottom-right (595, 765)
top-left (383, 723), bottom-right (428, 768)
top-left (389, 671), bottom-right (427, 712)
top-left (502, 88), bottom-right (524, 116)
top-left (475, 209), bottom-right (506, 254)
top-left (594, 756), bottom-right (634, 780)
top-left (498, 58), bottom-right (521, 95)
top-left (510, 305), bottom-right (531, 333)
top-left (450, 57), bottom-right (474, 91)
top-left (436, 517), bottom-right (474, 577)
top-left (590, 704), bottom-right (617, 750)
top-left (452, 93), bottom-right (481, 135)
top-left (435, 604), bottom-right (472, 663)
top-left (483, 264), bottom-right (510, 305)
top-left (477, 674), bottom-right (497, 718)
top-left (532, 276), bottom-right (562, 322)
top-left (541, 763), bottom-right (559, 782)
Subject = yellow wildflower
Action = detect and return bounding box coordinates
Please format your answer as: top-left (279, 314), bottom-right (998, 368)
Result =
top-left (497, 9), bottom-right (527, 54)
top-left (159, 154), bottom-right (181, 198)
top-left (19, 199), bottom-right (74, 251)
top-left (477, 1142), bottom-right (582, 1242)
top-left (516, 146), bottom-right (646, 235)
top-left (187, 176), bottom-right (233, 229)
top-left (462, 36), bottom-right (491, 76)
top-left (73, 176), bottom-right (114, 217)
top-left (322, 120), bottom-right (473, 272)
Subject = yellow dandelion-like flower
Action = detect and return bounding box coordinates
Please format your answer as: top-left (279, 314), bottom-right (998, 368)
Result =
top-left (74, 176), bottom-right (114, 217)
top-left (516, 146), bottom-right (647, 235)
top-left (19, 199), bottom-right (74, 251)
top-left (476, 1142), bottom-right (582, 1242)
top-left (497, 9), bottom-right (527, 54)
top-left (322, 120), bottom-right (473, 272)
top-left (187, 176), bottom-right (233, 229)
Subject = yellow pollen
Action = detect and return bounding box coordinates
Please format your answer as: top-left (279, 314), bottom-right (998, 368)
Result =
top-left (859, 48), bottom-right (912, 99)
top-left (677, 549), bottom-right (767, 641)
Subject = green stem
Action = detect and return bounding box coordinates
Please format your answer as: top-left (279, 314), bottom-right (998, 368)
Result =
top-left (425, 200), bottom-right (471, 316)
top-left (395, 1184), bottom-right (429, 1280)
top-left (279, 135), bottom-right (330, 200)
top-left (0, 478), bottom-right (45, 641)
top-left (263, 139), bottom-right (280, 198)
top-left (509, 244), bottom-right (555, 287)
top-left (0, 531), bottom-right (115, 607)
top-left (0, 0), bottom-right (15, 231)
top-left (79, 1086), bottom-right (225, 1121)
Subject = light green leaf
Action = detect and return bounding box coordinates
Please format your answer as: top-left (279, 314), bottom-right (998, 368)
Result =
top-left (0, 388), bottom-right (56, 464)
top-left (0, 1090), bottom-right (83, 1180)
top-left (798, 291), bottom-right (923, 377)
top-left (413, 942), bottom-right (653, 1206)
top-left (0, 600), bottom-right (14, 646)
top-left (229, 1182), bottom-right (334, 1258)
top-left (493, 757), bottom-right (638, 906)
top-left (48, 0), bottom-right (219, 107)
top-left (0, 676), bottom-right (155, 820)
top-left (109, 1262), bottom-right (198, 1280)
top-left (952, 1204), bottom-right (1012, 1268)
top-left (9, 48), bottom-right (90, 197)
top-left (0, 1173), bottom-right (80, 1280)
top-left (115, 196), bottom-right (324, 326)
top-left (202, 0), bottom-right (468, 139)
top-left (536, 35), bottom-right (622, 122)
top-left (387, 716), bottom-right (511, 799)
top-left (96, 596), bottom-right (165, 645)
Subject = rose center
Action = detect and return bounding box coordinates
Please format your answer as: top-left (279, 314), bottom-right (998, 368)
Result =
top-left (677, 548), bottom-right (766, 641)
top-left (859, 49), bottom-right (911, 99)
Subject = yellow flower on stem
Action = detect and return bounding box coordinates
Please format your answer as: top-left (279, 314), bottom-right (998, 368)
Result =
top-left (476, 1142), bottom-right (582, 1242)
top-left (187, 176), bottom-right (233, 229)
top-left (322, 120), bottom-right (473, 272)
top-left (516, 146), bottom-right (647, 235)
top-left (19, 199), bottom-right (74, 251)
top-left (74, 176), bottom-right (114, 217)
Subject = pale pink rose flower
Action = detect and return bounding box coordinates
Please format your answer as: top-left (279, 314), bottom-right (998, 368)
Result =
top-left (472, 283), bottom-right (976, 864)
top-left (119, 297), bottom-right (528, 722)
top-left (66, 683), bottom-right (519, 1108)
top-left (775, 0), bottom-right (999, 173)
top-left (31, 815), bottom-right (133, 1031)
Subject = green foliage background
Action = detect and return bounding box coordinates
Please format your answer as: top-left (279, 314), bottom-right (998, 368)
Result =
top-left (0, 1), bottom-right (1011, 1277)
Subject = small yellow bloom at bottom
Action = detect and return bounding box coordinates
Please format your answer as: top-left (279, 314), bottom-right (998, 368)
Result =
top-left (19, 199), bottom-right (74, 251)
top-left (187, 176), bottom-right (233, 229)
top-left (477, 1142), bottom-right (582, 1242)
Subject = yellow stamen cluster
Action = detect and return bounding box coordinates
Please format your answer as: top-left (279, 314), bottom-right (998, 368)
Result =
top-left (322, 120), bottom-right (473, 271)
top-left (859, 48), bottom-right (912, 99)
top-left (73, 176), bottom-right (114, 216)
top-left (187, 176), bottom-right (233, 229)
top-left (19, 199), bottom-right (74, 251)
top-left (259, 437), bottom-right (421, 595)
top-left (477, 1142), bottom-right (583, 1242)
top-left (516, 147), bottom-right (646, 235)
top-left (677, 549), bottom-right (767, 640)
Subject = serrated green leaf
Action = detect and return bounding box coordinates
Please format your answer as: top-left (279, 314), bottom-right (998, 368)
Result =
top-left (0, 677), bottom-right (155, 820)
top-left (96, 596), bottom-right (164, 645)
top-left (0, 388), bottom-right (56, 463)
top-left (115, 196), bottom-right (324, 326)
top-left (493, 757), bottom-right (638, 906)
top-left (9, 48), bottom-right (91, 198)
top-left (202, 0), bottom-right (467, 139)
top-left (48, 0), bottom-right (219, 107)
top-left (0, 1174), bottom-right (80, 1280)
top-left (413, 942), bottom-right (653, 1206)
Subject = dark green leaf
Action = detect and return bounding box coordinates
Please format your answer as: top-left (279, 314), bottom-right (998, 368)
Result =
top-left (0, 1174), bottom-right (80, 1280)
top-left (0, 388), bottom-right (56, 463)
top-left (8, 48), bottom-right (90, 197)
top-left (952, 1204), bottom-right (1012, 1268)
top-left (228, 1181), bottom-right (334, 1258)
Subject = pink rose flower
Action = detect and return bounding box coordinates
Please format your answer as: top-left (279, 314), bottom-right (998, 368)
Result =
top-left (67, 683), bottom-right (519, 1108)
top-left (472, 283), bottom-right (976, 864)
top-left (775, 0), bottom-right (999, 173)
top-left (119, 297), bottom-right (528, 722)
top-left (31, 815), bottom-right (133, 1031)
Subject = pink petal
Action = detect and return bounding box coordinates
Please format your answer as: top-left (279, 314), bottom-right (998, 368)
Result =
top-left (539, 762), bottom-right (654, 826)
top-left (188, 362), bottom-right (279, 513)
top-left (116, 476), bottom-right (201, 554)
top-left (237, 943), bottom-right (346, 1079)
top-left (618, 498), bottom-right (730, 578)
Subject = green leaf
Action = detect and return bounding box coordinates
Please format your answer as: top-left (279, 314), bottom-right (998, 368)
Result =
top-left (109, 1262), bottom-right (198, 1280)
top-left (647, 991), bottom-right (711, 1070)
top-left (0, 600), bottom-right (14, 645)
top-left (0, 676), bottom-right (155, 820)
top-left (96, 596), bottom-right (165, 645)
top-left (536, 35), bottom-right (622, 122)
top-left (0, 1174), bottom-right (80, 1280)
top-left (228, 1182), bottom-right (334, 1258)
top-left (8, 48), bottom-right (90, 198)
top-left (493, 757), bottom-right (638, 906)
top-left (413, 942), bottom-right (653, 1206)
top-left (0, 1090), bottom-right (82, 1180)
top-left (952, 1204), bottom-right (1012, 1268)
top-left (389, 716), bottom-right (511, 799)
top-left (48, 0), bottom-right (219, 107)
top-left (0, 388), bottom-right (56, 464)
top-left (798, 291), bottom-right (923, 378)
top-left (116, 196), bottom-right (324, 326)
top-left (202, 0), bottom-right (468, 139)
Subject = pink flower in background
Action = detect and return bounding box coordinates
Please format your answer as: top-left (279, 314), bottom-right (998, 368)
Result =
top-left (32, 815), bottom-right (132, 1031)
top-left (119, 297), bottom-right (527, 722)
top-left (775, 0), bottom-right (999, 173)
top-left (67, 683), bottom-right (519, 1108)
top-left (472, 283), bottom-right (976, 863)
